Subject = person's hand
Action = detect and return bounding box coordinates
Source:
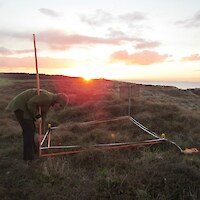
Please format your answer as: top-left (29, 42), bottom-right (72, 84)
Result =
top-left (37, 117), bottom-right (42, 124)
top-left (35, 114), bottom-right (42, 124)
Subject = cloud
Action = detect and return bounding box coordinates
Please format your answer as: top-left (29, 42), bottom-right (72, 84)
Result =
top-left (106, 28), bottom-right (128, 38)
top-left (0, 46), bottom-right (33, 55)
top-left (181, 54), bottom-right (200, 61)
top-left (0, 29), bottom-right (154, 52)
top-left (0, 47), bottom-right (13, 55)
top-left (37, 30), bottom-right (143, 50)
top-left (80, 10), bottom-right (147, 27)
top-left (0, 29), bottom-right (137, 50)
top-left (39, 8), bottom-right (61, 18)
top-left (110, 50), bottom-right (171, 65)
top-left (176, 10), bottom-right (200, 28)
top-left (15, 49), bottom-right (34, 54)
top-left (117, 11), bottom-right (149, 30)
top-left (134, 41), bottom-right (161, 49)
top-left (119, 11), bottom-right (147, 22)
top-left (80, 9), bottom-right (113, 26)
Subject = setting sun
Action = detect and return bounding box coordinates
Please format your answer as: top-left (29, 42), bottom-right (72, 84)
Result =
top-left (82, 75), bottom-right (92, 81)
top-left (60, 65), bottom-right (113, 80)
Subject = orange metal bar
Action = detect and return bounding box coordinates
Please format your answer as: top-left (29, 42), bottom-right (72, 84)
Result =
top-left (33, 34), bottom-right (42, 157)
top-left (40, 140), bottom-right (164, 157)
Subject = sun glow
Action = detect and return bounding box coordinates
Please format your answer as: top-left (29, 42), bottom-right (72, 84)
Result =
top-left (82, 75), bottom-right (92, 81)
top-left (61, 65), bottom-right (110, 80)
top-left (60, 62), bottom-right (144, 81)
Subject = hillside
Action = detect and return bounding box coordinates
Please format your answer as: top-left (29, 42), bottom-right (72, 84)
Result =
top-left (0, 73), bottom-right (199, 200)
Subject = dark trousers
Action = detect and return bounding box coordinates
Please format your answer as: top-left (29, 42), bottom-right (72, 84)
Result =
top-left (14, 109), bottom-right (37, 161)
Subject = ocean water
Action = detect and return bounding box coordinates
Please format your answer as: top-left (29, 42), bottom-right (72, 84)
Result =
top-left (124, 80), bottom-right (200, 90)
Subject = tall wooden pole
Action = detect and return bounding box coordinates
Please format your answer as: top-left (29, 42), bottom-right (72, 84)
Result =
top-left (33, 34), bottom-right (42, 157)
top-left (33, 34), bottom-right (40, 95)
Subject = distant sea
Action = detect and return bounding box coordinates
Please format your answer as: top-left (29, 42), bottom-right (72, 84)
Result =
top-left (123, 80), bottom-right (200, 90)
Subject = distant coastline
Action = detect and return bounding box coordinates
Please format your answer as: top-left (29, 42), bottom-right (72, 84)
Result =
top-left (122, 80), bottom-right (200, 90)
top-left (1, 73), bottom-right (199, 90)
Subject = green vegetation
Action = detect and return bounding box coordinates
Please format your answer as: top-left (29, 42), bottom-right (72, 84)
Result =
top-left (0, 74), bottom-right (199, 200)
top-left (0, 78), bottom-right (15, 86)
top-left (0, 77), bottom-right (34, 87)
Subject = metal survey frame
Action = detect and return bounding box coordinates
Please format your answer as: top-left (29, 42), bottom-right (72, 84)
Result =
top-left (39, 115), bottom-right (169, 157)
top-left (38, 82), bottom-right (186, 157)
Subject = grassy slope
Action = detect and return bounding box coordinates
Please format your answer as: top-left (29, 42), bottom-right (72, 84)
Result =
top-left (0, 76), bottom-right (199, 200)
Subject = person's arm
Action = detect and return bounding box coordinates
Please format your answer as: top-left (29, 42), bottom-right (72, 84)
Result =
top-left (27, 94), bottom-right (50, 120)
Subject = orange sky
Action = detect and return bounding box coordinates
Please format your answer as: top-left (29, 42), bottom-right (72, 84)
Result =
top-left (0, 0), bottom-right (200, 82)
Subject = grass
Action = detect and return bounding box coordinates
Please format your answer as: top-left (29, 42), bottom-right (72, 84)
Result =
top-left (0, 78), bottom-right (15, 86)
top-left (0, 75), bottom-right (200, 200)
top-left (0, 78), bottom-right (34, 87)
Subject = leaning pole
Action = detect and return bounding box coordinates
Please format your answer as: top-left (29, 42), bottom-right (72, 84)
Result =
top-left (33, 34), bottom-right (42, 157)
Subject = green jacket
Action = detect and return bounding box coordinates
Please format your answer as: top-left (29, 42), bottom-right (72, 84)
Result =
top-left (6, 88), bottom-right (57, 120)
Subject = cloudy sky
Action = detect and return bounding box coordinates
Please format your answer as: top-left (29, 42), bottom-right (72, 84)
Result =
top-left (0, 0), bottom-right (200, 81)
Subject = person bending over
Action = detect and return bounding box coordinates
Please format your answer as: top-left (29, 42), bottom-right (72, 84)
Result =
top-left (6, 88), bottom-right (68, 161)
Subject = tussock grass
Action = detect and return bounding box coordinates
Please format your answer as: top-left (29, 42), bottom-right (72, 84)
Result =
top-left (0, 78), bottom-right (14, 86)
top-left (0, 118), bottom-right (21, 139)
